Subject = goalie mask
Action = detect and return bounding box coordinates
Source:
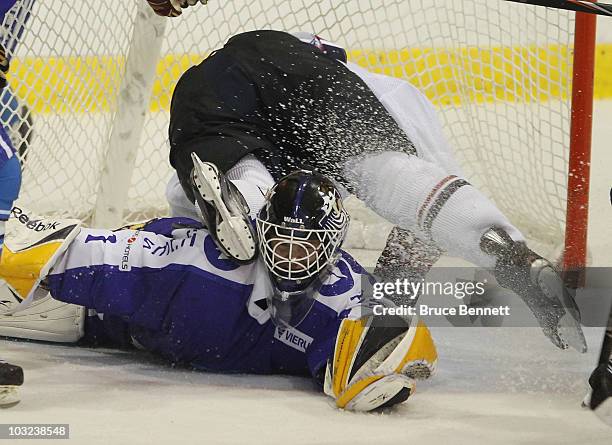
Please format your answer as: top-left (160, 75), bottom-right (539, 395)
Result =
top-left (256, 170), bottom-right (349, 327)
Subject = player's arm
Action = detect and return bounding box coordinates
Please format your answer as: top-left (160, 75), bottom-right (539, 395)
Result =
top-left (146, 0), bottom-right (207, 17)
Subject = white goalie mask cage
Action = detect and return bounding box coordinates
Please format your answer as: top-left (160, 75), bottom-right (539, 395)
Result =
top-left (256, 221), bottom-right (347, 283)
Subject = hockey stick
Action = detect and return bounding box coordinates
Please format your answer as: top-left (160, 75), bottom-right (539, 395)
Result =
top-left (506, 0), bottom-right (612, 17)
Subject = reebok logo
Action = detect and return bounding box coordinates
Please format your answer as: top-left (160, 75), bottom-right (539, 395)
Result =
top-left (11, 206), bottom-right (60, 232)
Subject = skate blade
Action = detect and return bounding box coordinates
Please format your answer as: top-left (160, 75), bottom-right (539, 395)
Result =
top-left (216, 217), bottom-right (256, 262)
top-left (557, 314), bottom-right (587, 353)
top-left (191, 154), bottom-right (256, 262)
top-left (538, 267), bottom-right (587, 353)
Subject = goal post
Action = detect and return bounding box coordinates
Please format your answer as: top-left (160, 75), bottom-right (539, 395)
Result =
top-left (92, 1), bottom-right (167, 228)
top-left (1, 0), bottom-right (597, 268)
top-left (563, 8), bottom-right (597, 284)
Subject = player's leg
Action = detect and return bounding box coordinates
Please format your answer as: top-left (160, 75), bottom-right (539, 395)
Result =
top-left (344, 150), bottom-right (585, 351)
top-left (0, 42), bottom-right (24, 403)
top-left (168, 46), bottom-right (279, 263)
top-left (583, 304), bottom-right (612, 425)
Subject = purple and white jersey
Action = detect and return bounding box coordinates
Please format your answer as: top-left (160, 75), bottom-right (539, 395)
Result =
top-left (47, 217), bottom-right (370, 377)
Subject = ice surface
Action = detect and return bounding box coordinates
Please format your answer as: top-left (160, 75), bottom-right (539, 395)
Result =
top-left (1, 327), bottom-right (610, 444)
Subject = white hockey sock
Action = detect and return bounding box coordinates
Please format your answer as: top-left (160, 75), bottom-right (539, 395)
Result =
top-left (226, 155), bottom-right (275, 219)
top-left (343, 151), bottom-right (524, 268)
top-left (427, 183), bottom-right (524, 267)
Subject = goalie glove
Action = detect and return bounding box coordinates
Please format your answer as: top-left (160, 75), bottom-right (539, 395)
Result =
top-left (146, 0), bottom-right (207, 17)
top-left (480, 226), bottom-right (587, 352)
top-left (0, 43), bottom-right (8, 90)
top-left (323, 314), bottom-right (437, 411)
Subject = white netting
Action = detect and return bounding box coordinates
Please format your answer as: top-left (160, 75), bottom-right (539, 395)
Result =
top-left (2, 0), bottom-right (574, 247)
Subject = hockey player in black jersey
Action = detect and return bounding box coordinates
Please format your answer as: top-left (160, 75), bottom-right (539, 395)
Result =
top-left (166, 30), bottom-right (586, 352)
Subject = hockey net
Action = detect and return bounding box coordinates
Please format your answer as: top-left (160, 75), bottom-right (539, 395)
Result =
top-left (1, 0), bottom-right (582, 253)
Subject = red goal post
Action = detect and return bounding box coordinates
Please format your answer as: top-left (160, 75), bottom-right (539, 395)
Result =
top-left (564, 7), bottom-right (597, 286)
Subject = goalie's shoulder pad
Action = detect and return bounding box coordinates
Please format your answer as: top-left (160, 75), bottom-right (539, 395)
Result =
top-left (324, 314), bottom-right (437, 411)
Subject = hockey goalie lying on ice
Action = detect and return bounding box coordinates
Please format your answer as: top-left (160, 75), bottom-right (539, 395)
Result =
top-left (0, 167), bottom-right (590, 411)
top-left (0, 172), bottom-right (438, 412)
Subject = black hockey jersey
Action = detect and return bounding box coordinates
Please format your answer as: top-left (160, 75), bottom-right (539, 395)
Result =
top-left (169, 30), bottom-right (415, 201)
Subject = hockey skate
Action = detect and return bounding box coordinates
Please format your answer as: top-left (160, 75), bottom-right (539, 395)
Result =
top-left (0, 360), bottom-right (23, 407)
top-left (190, 153), bottom-right (257, 263)
top-left (481, 227), bottom-right (587, 352)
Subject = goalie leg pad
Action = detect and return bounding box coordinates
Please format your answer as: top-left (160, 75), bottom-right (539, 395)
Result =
top-left (0, 285), bottom-right (85, 343)
top-left (0, 207), bottom-right (81, 302)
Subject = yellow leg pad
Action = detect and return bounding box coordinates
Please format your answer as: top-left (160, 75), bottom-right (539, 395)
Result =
top-left (0, 242), bottom-right (63, 298)
top-left (332, 318), bottom-right (367, 398)
top-left (336, 374), bottom-right (384, 409)
top-left (395, 321), bottom-right (438, 375)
